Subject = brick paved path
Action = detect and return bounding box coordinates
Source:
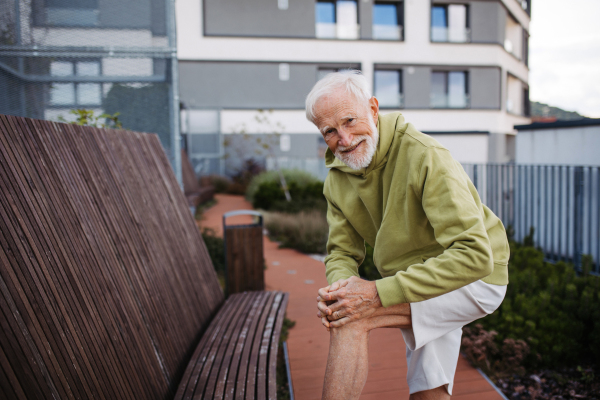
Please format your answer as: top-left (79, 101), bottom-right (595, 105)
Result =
top-left (200, 194), bottom-right (503, 400)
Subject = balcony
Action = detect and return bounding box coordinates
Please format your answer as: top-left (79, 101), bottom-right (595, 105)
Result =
top-left (372, 24), bottom-right (403, 41)
top-left (316, 23), bottom-right (360, 40)
top-left (430, 93), bottom-right (470, 109)
top-left (377, 93), bottom-right (404, 108)
top-left (431, 27), bottom-right (471, 43)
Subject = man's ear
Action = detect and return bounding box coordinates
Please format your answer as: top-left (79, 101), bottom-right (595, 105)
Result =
top-left (369, 97), bottom-right (379, 125)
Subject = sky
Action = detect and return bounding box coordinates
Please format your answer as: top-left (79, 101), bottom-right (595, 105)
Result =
top-left (529, 0), bottom-right (600, 118)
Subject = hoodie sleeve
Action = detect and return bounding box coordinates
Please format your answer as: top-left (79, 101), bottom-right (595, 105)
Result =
top-left (323, 194), bottom-right (365, 285)
top-left (375, 146), bottom-right (494, 306)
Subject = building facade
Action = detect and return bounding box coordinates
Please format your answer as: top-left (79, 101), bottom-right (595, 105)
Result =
top-left (176, 0), bottom-right (532, 179)
top-left (0, 0), bottom-right (181, 179)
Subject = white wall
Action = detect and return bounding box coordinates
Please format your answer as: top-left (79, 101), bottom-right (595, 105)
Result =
top-left (428, 134), bottom-right (489, 163)
top-left (516, 126), bottom-right (600, 166)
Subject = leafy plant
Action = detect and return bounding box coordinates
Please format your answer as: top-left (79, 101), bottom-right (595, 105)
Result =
top-left (264, 210), bottom-right (328, 254)
top-left (58, 109), bottom-right (123, 128)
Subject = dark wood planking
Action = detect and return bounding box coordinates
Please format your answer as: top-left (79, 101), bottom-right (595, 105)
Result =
top-left (267, 293), bottom-right (289, 400)
top-left (256, 293), bottom-right (284, 400)
top-left (225, 291), bottom-right (270, 400)
top-left (0, 114), bottom-right (226, 399)
top-left (0, 114), bottom-right (286, 400)
top-left (225, 226), bottom-right (265, 293)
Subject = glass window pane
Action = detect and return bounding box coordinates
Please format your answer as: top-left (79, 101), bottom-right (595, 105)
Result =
top-left (77, 83), bottom-right (101, 105)
top-left (77, 61), bottom-right (100, 76)
top-left (373, 4), bottom-right (397, 26)
top-left (316, 2), bottom-right (336, 38)
top-left (375, 70), bottom-right (401, 107)
top-left (373, 3), bottom-right (401, 40)
top-left (316, 2), bottom-right (335, 23)
top-left (46, 8), bottom-right (99, 26)
top-left (431, 72), bottom-right (447, 108)
top-left (318, 68), bottom-right (337, 80)
top-left (187, 110), bottom-right (219, 134)
top-left (50, 61), bottom-right (73, 76)
top-left (431, 6), bottom-right (447, 42)
top-left (336, 0), bottom-right (358, 39)
top-left (448, 4), bottom-right (467, 42)
top-left (50, 83), bottom-right (75, 105)
top-left (448, 71), bottom-right (467, 108)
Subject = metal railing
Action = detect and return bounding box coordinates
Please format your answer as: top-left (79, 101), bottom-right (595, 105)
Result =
top-left (462, 164), bottom-right (600, 274)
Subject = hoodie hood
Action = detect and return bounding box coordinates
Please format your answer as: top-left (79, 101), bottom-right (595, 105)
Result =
top-left (325, 112), bottom-right (405, 177)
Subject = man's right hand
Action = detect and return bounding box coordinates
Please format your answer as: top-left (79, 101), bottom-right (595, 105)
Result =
top-left (316, 280), bottom-right (346, 330)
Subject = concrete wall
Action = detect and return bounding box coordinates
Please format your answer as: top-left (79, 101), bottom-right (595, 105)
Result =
top-left (428, 133), bottom-right (489, 163)
top-left (516, 126), bottom-right (600, 166)
top-left (203, 0), bottom-right (315, 38)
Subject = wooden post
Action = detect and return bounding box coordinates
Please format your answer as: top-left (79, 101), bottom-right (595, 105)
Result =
top-left (223, 211), bottom-right (265, 294)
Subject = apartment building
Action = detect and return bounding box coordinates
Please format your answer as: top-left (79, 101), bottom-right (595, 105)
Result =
top-left (0, 0), bottom-right (180, 176)
top-left (176, 0), bottom-right (532, 178)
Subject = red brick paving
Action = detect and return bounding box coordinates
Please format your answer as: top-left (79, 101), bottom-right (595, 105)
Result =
top-left (201, 194), bottom-right (504, 400)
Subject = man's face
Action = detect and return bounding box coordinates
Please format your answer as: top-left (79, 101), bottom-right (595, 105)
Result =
top-left (313, 90), bottom-right (380, 170)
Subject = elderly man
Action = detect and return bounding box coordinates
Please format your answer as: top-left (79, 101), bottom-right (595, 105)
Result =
top-left (305, 71), bottom-right (509, 400)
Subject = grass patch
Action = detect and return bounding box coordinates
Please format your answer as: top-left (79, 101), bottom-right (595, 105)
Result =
top-left (264, 210), bottom-right (329, 254)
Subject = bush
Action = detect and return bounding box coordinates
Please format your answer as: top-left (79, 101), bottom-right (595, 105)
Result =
top-left (264, 210), bottom-right (328, 254)
top-left (201, 228), bottom-right (226, 289)
top-left (462, 233), bottom-right (600, 374)
top-left (247, 169), bottom-right (326, 213)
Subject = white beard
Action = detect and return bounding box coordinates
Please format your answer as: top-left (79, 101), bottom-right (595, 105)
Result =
top-left (334, 122), bottom-right (379, 170)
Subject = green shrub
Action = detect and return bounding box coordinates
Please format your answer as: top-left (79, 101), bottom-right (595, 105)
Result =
top-left (201, 228), bottom-right (226, 288)
top-left (463, 234), bottom-right (600, 373)
top-left (247, 169), bottom-right (326, 213)
top-left (264, 210), bottom-right (328, 254)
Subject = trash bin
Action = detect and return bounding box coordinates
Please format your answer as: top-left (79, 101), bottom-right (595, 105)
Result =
top-left (223, 210), bottom-right (265, 294)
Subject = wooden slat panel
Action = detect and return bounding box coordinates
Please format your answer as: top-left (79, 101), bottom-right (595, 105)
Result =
top-left (0, 114), bottom-right (224, 399)
top-left (225, 226), bottom-right (265, 293)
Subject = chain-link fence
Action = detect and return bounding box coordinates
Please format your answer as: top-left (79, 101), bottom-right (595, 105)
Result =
top-left (0, 0), bottom-right (180, 180)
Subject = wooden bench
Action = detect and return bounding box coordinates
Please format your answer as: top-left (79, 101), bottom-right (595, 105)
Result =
top-left (0, 114), bottom-right (289, 400)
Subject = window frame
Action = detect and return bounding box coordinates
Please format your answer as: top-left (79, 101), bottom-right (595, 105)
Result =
top-left (430, 70), bottom-right (470, 109)
top-left (48, 59), bottom-right (104, 109)
top-left (373, 69), bottom-right (404, 109)
top-left (372, 1), bottom-right (404, 41)
top-left (315, 0), bottom-right (360, 40)
top-left (430, 2), bottom-right (471, 44)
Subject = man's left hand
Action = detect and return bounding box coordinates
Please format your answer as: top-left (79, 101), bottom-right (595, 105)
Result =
top-left (316, 276), bottom-right (382, 328)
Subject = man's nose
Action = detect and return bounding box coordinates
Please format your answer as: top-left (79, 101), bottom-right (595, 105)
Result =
top-left (337, 128), bottom-right (353, 146)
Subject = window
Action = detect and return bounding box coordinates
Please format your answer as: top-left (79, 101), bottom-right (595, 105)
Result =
top-left (45, 0), bottom-right (99, 27)
top-left (316, 0), bottom-right (359, 40)
top-left (49, 60), bottom-right (102, 107)
top-left (506, 74), bottom-right (527, 116)
top-left (504, 15), bottom-right (523, 60)
top-left (431, 71), bottom-right (469, 108)
top-left (374, 70), bottom-right (403, 108)
top-left (373, 2), bottom-right (403, 40)
top-left (431, 4), bottom-right (469, 43)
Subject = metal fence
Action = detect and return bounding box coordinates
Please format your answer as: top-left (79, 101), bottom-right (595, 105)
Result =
top-left (462, 164), bottom-right (600, 274)
top-left (0, 0), bottom-right (181, 180)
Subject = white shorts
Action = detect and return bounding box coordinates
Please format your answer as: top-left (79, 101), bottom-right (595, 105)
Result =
top-left (400, 280), bottom-right (506, 395)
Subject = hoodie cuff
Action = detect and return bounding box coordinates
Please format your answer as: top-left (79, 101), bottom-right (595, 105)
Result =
top-left (376, 275), bottom-right (407, 307)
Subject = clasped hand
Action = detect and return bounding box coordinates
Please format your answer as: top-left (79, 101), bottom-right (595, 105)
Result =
top-left (316, 276), bottom-right (382, 330)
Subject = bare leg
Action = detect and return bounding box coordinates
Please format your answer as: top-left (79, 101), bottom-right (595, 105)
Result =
top-left (410, 385), bottom-right (450, 400)
top-left (322, 320), bottom-right (370, 400)
top-left (322, 304), bottom-right (412, 400)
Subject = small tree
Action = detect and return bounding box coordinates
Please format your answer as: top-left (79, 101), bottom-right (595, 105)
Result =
top-left (58, 109), bottom-right (123, 129)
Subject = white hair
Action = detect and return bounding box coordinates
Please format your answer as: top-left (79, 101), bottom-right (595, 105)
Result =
top-left (305, 70), bottom-right (372, 124)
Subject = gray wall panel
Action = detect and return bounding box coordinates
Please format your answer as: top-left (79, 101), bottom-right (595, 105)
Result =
top-left (403, 67), bottom-right (431, 109)
top-left (179, 61), bottom-right (317, 109)
top-left (204, 0), bottom-right (315, 37)
top-left (359, 0), bottom-right (373, 40)
top-left (470, 1), bottom-right (504, 44)
top-left (469, 67), bottom-right (501, 109)
top-left (99, 0), bottom-right (151, 29)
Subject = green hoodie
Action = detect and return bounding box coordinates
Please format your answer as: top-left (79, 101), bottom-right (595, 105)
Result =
top-left (323, 112), bottom-right (509, 307)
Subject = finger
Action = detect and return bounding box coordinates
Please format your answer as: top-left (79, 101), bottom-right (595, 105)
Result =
top-left (329, 316), bottom-right (352, 328)
top-left (326, 309), bottom-right (345, 321)
top-left (321, 315), bottom-right (330, 328)
top-left (317, 301), bottom-right (332, 316)
top-left (318, 287), bottom-right (332, 301)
